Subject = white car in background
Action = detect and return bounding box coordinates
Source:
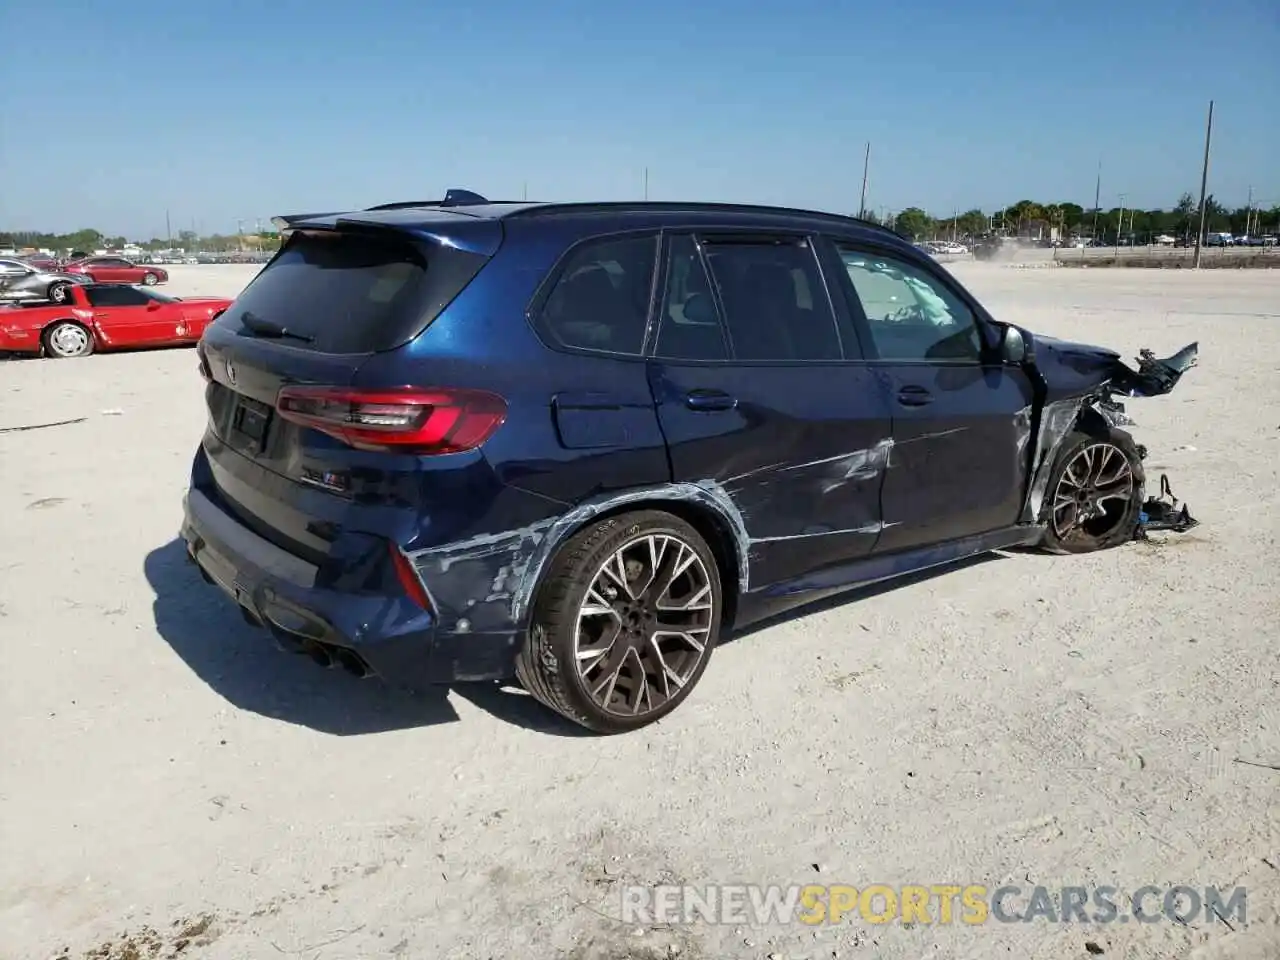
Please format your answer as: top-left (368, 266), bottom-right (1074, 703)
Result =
top-left (1155, 234), bottom-right (1176, 245)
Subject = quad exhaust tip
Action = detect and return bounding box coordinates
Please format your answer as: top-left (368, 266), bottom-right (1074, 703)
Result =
top-left (296, 639), bottom-right (370, 678)
top-left (192, 561), bottom-right (372, 679)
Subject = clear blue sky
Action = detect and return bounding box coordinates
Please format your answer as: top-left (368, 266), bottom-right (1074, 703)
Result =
top-left (2, 0), bottom-right (1276, 238)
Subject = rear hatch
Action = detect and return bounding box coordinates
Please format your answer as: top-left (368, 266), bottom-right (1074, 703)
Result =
top-left (195, 214), bottom-right (503, 568)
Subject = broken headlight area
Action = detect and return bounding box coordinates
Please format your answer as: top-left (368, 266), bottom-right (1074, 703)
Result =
top-left (1090, 393), bottom-right (1136, 428)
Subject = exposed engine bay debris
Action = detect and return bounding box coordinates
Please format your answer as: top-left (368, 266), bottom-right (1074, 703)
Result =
top-left (1135, 474), bottom-right (1199, 539)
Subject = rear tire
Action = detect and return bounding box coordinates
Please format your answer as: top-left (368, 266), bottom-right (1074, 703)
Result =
top-left (1039, 428), bottom-right (1144, 554)
top-left (48, 282), bottom-right (70, 304)
top-left (43, 321), bottom-right (94, 359)
top-left (515, 510), bottom-right (722, 734)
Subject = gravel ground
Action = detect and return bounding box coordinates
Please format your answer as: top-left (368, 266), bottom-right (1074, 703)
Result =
top-left (2, 264), bottom-right (1277, 960)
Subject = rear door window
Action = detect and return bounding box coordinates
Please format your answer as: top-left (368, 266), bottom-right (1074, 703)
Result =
top-left (700, 238), bottom-right (843, 361)
top-left (217, 231), bottom-right (483, 354)
top-left (534, 234), bottom-right (657, 356)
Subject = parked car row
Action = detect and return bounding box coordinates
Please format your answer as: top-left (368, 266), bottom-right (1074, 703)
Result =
top-left (0, 254), bottom-right (170, 304)
top-left (1203, 232), bottom-right (1277, 247)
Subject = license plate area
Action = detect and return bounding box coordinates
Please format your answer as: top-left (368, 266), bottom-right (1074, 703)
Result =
top-left (230, 396), bottom-right (273, 451)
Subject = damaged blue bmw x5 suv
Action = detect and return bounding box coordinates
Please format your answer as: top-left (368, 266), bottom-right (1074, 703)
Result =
top-left (182, 190), bottom-right (1197, 733)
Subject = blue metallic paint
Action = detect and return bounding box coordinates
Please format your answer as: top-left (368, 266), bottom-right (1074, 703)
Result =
top-left (181, 200), bottom-right (1197, 688)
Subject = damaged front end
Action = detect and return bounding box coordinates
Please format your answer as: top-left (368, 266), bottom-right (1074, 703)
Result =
top-left (1021, 338), bottom-right (1200, 541)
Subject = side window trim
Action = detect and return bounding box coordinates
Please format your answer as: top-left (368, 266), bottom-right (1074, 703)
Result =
top-left (814, 236), bottom-right (870, 361)
top-left (828, 239), bottom-right (992, 365)
top-left (524, 228), bottom-right (661, 361)
top-left (646, 231), bottom-right (733, 363)
top-left (693, 231), bottom-right (848, 364)
top-left (693, 234), bottom-right (736, 358)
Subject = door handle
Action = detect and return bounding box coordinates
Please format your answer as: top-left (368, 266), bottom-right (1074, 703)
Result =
top-left (684, 389), bottom-right (737, 412)
top-left (896, 385), bottom-right (934, 406)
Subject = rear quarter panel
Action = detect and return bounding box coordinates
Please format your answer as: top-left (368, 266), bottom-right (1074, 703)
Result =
top-left (357, 217), bottom-right (672, 545)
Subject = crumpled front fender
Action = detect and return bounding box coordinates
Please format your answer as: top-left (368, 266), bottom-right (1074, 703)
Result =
top-left (1018, 340), bottom-right (1198, 525)
top-left (1107, 342), bottom-right (1198, 397)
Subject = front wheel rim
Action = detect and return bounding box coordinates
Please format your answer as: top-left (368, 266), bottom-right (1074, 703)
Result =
top-left (50, 324), bottom-right (89, 356)
top-left (574, 533), bottom-right (714, 719)
top-left (1051, 442), bottom-right (1134, 542)
top-left (51, 285), bottom-right (67, 302)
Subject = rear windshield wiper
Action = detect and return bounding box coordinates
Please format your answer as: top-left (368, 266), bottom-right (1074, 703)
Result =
top-left (239, 310), bottom-right (315, 343)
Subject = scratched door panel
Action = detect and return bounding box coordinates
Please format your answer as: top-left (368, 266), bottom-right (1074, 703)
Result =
top-left (874, 363), bottom-right (1035, 552)
top-left (651, 361), bottom-right (894, 589)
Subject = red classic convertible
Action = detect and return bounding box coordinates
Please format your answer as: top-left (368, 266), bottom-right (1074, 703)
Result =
top-left (0, 283), bottom-right (231, 358)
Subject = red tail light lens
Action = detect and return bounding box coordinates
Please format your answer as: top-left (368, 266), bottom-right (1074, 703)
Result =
top-left (389, 545), bottom-right (433, 611)
top-left (275, 385), bottom-right (506, 454)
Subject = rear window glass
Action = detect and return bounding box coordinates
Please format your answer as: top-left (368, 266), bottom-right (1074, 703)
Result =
top-left (534, 234), bottom-right (657, 356)
top-left (218, 232), bottom-right (472, 354)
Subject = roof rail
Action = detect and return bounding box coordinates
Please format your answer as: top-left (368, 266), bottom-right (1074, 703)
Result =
top-left (364, 188), bottom-right (491, 212)
top-left (502, 200), bottom-right (901, 236)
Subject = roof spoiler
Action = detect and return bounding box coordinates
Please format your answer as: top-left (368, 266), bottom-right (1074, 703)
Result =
top-left (269, 212), bottom-right (348, 231)
top-left (271, 190), bottom-right (492, 231)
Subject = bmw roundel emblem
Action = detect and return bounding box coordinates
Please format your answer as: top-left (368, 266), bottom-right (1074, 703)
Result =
top-left (225, 358), bottom-right (237, 385)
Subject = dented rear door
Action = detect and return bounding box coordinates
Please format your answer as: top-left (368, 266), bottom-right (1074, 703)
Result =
top-left (646, 232), bottom-right (893, 591)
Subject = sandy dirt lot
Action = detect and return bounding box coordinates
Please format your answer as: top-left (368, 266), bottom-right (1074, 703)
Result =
top-left (2, 264), bottom-right (1277, 960)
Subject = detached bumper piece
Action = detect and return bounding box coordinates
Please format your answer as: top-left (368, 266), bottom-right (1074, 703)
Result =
top-left (1134, 473), bottom-right (1198, 540)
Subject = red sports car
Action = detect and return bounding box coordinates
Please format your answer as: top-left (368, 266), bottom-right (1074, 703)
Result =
top-left (0, 283), bottom-right (230, 358)
top-left (63, 256), bottom-right (170, 285)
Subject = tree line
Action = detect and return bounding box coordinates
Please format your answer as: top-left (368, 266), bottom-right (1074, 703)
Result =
top-left (876, 194), bottom-right (1279, 243)
top-left (4, 193), bottom-right (1277, 251)
top-left (0, 228), bottom-right (283, 254)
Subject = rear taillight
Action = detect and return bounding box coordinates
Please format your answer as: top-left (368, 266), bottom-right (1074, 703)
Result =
top-left (274, 385), bottom-right (506, 454)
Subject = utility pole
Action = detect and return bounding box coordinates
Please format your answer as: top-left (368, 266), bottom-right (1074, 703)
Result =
top-left (522, 181), bottom-right (528, 201)
top-left (858, 142), bottom-right (871, 218)
top-left (1116, 194), bottom-right (1126, 250)
top-left (643, 167), bottom-right (649, 201)
top-left (1193, 99), bottom-right (1214, 269)
top-left (165, 209), bottom-right (172, 248)
top-left (1092, 159), bottom-right (1102, 239)
top-left (1245, 184), bottom-right (1253, 237)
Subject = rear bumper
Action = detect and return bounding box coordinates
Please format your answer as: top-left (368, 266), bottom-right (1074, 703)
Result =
top-left (180, 488), bottom-right (521, 685)
top-left (0, 322), bottom-right (40, 354)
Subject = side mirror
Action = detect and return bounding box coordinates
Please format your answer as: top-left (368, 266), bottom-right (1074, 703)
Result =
top-left (147, 300), bottom-right (162, 311)
top-left (1001, 325), bottom-right (1028, 364)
